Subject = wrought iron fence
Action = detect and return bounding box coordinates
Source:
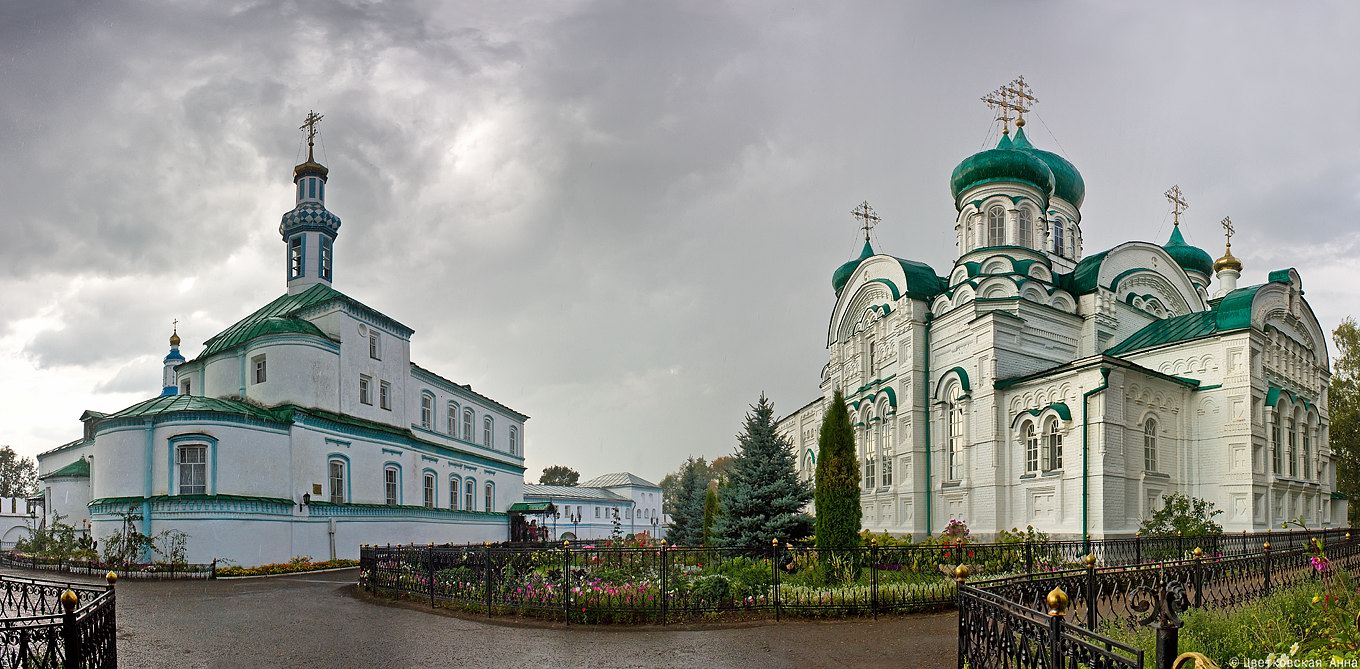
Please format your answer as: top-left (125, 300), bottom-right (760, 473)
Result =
top-left (957, 529), bottom-right (1360, 669)
top-left (0, 572), bottom-right (119, 669)
top-left (0, 551), bottom-right (215, 580)
top-left (360, 527), bottom-right (1350, 627)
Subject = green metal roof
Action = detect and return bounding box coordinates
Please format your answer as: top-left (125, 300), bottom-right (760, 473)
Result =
top-left (193, 284), bottom-right (343, 360)
top-left (508, 502), bottom-right (556, 513)
top-left (1061, 250), bottom-right (1110, 294)
top-left (1163, 226), bottom-right (1214, 277)
top-left (832, 240), bottom-right (875, 295)
top-left (950, 128), bottom-right (1056, 206)
top-left (105, 394), bottom-right (283, 421)
top-left (1105, 285), bottom-right (1265, 356)
top-left (41, 458), bottom-right (89, 479)
top-left (897, 258), bottom-right (948, 300)
top-left (190, 283), bottom-right (412, 363)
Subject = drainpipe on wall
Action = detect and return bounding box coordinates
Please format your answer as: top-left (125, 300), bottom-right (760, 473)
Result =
top-left (142, 419), bottom-right (155, 563)
top-left (923, 313), bottom-right (933, 537)
top-left (329, 518), bottom-right (337, 561)
top-left (1081, 367), bottom-right (1111, 552)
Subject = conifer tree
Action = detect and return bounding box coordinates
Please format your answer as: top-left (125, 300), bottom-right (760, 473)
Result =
top-left (666, 458), bottom-right (708, 546)
top-left (815, 390), bottom-right (861, 551)
top-left (713, 395), bottom-right (813, 549)
top-left (702, 483), bottom-right (720, 546)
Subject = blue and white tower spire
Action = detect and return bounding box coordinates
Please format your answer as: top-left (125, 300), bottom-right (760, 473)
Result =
top-left (161, 321), bottom-right (184, 396)
top-left (280, 111), bottom-right (342, 295)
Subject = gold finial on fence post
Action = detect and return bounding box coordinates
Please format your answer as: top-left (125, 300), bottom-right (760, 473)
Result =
top-left (1263, 540), bottom-right (1272, 552)
top-left (1046, 586), bottom-right (1069, 617)
top-left (1084, 553), bottom-right (1097, 568)
top-left (953, 564), bottom-right (970, 584)
top-left (59, 589), bottom-right (78, 613)
top-left (105, 571), bottom-right (118, 588)
top-left (1192, 547), bottom-right (1203, 559)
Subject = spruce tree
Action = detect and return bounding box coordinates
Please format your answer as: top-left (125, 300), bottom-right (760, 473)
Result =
top-left (666, 457), bottom-right (708, 546)
top-left (713, 394), bottom-right (814, 549)
top-left (815, 390), bottom-right (861, 551)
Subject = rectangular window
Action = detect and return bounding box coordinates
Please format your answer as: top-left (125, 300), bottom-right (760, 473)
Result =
top-left (359, 376), bottom-right (372, 405)
top-left (595, 506), bottom-right (601, 519)
top-left (1272, 420), bottom-right (1282, 473)
top-left (289, 236), bottom-right (303, 279)
top-left (252, 355), bottom-right (267, 384)
top-left (178, 445), bottom-right (207, 495)
top-left (180, 380), bottom-right (191, 395)
top-left (308, 178), bottom-right (316, 199)
top-left (420, 394), bottom-right (433, 428)
top-left (423, 474), bottom-right (435, 508)
top-left (384, 468), bottom-right (398, 506)
top-left (1287, 422), bottom-right (1297, 477)
top-left (380, 381), bottom-right (391, 410)
top-left (881, 457), bottom-right (892, 486)
top-left (320, 238), bottom-right (332, 281)
top-left (1024, 426), bottom-right (1039, 473)
top-left (328, 460), bottom-right (345, 504)
top-left (465, 482), bottom-right (475, 511)
top-left (369, 332), bottom-right (381, 360)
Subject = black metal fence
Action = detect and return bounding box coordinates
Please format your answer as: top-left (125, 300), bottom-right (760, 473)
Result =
top-left (0, 572), bottom-right (118, 668)
top-left (360, 528), bottom-right (1350, 626)
top-left (958, 529), bottom-right (1359, 669)
top-left (0, 551), bottom-right (215, 580)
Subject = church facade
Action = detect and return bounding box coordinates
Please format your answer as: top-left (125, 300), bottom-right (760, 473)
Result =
top-left (777, 86), bottom-right (1345, 541)
top-left (36, 118), bottom-right (527, 565)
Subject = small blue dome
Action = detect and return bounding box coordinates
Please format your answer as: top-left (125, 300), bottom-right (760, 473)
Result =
top-left (279, 202), bottom-right (342, 238)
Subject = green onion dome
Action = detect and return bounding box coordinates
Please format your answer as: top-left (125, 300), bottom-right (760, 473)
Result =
top-left (832, 240), bottom-right (875, 295)
top-left (1163, 225), bottom-right (1214, 277)
top-left (1010, 129), bottom-right (1084, 208)
top-left (949, 129), bottom-right (1056, 205)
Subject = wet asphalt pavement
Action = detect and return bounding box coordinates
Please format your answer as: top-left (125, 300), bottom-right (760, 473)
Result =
top-left (20, 568), bottom-right (957, 669)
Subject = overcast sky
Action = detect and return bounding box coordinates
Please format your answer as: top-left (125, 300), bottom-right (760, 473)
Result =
top-left (2, 1), bottom-right (1359, 485)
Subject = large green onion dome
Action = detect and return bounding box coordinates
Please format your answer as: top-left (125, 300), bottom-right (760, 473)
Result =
top-left (1010, 129), bottom-right (1085, 208)
top-left (832, 239), bottom-right (875, 295)
top-left (949, 128), bottom-right (1056, 205)
top-left (1163, 225), bottom-right (1214, 277)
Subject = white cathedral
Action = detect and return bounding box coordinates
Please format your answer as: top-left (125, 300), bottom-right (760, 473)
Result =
top-left (777, 83), bottom-right (1345, 541)
top-left (36, 117), bottom-right (528, 565)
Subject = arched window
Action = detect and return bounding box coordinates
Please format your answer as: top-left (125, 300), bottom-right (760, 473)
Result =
top-left (1052, 221), bottom-right (1065, 257)
top-left (947, 386), bottom-right (964, 480)
top-left (1271, 412), bottom-right (1282, 473)
top-left (1018, 208), bottom-right (1033, 248)
top-left (483, 416), bottom-right (494, 448)
top-left (864, 452), bottom-right (876, 489)
top-left (965, 217), bottom-right (974, 249)
top-left (1144, 418), bottom-right (1157, 472)
top-left (509, 426), bottom-right (519, 456)
top-left (384, 466), bottom-right (399, 506)
top-left (1287, 416), bottom-right (1297, 477)
top-left (1044, 418), bottom-right (1063, 470)
top-left (449, 476), bottom-right (461, 511)
top-left (485, 482), bottom-right (495, 512)
top-left (423, 472), bottom-right (436, 508)
top-left (328, 458), bottom-right (347, 504)
top-left (462, 408), bottom-right (474, 441)
top-left (464, 478), bottom-right (476, 511)
top-left (1303, 420), bottom-right (1312, 480)
top-left (447, 402), bottom-right (458, 435)
top-left (987, 207), bottom-right (1006, 246)
top-left (1023, 422), bottom-right (1038, 473)
top-left (420, 392), bottom-right (434, 429)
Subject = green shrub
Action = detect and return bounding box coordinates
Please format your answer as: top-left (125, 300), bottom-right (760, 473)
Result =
top-left (691, 574), bottom-right (731, 604)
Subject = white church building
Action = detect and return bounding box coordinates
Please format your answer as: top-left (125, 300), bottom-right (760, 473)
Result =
top-left (777, 83), bottom-right (1344, 541)
top-left (36, 117), bottom-right (528, 566)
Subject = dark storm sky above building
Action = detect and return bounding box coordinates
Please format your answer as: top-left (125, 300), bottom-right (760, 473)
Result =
top-left (2, 1), bottom-right (1358, 483)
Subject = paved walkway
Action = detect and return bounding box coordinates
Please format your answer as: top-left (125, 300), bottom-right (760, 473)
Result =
top-left (12, 567), bottom-right (957, 669)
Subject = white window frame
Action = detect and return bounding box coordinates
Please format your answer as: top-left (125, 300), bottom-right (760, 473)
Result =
top-left (509, 426), bottom-right (518, 455)
top-left (1018, 207), bottom-right (1033, 248)
top-left (1144, 418), bottom-right (1157, 472)
top-left (423, 473), bottom-right (436, 508)
top-left (947, 387), bottom-right (964, 481)
top-left (447, 402), bottom-right (458, 435)
top-left (251, 354), bottom-right (267, 385)
top-left (464, 478), bottom-right (476, 511)
top-left (178, 445), bottom-right (207, 495)
top-left (420, 392), bottom-right (434, 429)
top-left (359, 375), bottom-right (372, 405)
top-left (483, 416), bottom-right (494, 448)
top-left (1024, 422), bottom-right (1039, 473)
top-left (328, 459), bottom-right (346, 504)
top-left (1045, 418), bottom-right (1063, 471)
top-left (379, 381), bottom-right (391, 411)
top-left (384, 466), bottom-right (399, 506)
top-left (484, 482), bottom-right (494, 513)
top-left (462, 409), bottom-right (474, 441)
top-left (987, 206), bottom-right (1005, 246)
top-left (369, 331), bottom-right (381, 360)
top-left (449, 476), bottom-right (460, 511)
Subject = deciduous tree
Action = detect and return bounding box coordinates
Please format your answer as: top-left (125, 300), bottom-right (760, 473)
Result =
top-left (538, 465), bottom-right (580, 487)
top-left (1330, 318), bottom-right (1360, 526)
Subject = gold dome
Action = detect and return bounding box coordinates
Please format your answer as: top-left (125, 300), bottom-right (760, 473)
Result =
top-left (1214, 246), bottom-right (1242, 273)
top-left (169, 331), bottom-right (181, 347)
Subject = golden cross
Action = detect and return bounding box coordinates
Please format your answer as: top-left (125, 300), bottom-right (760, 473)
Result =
top-left (172, 318), bottom-right (178, 332)
top-left (851, 201), bottom-right (880, 243)
top-left (1165, 185), bottom-right (1188, 227)
top-left (981, 85), bottom-right (1018, 135)
top-left (1004, 75), bottom-right (1038, 128)
top-left (1221, 216), bottom-right (1235, 247)
top-left (300, 110), bottom-right (324, 160)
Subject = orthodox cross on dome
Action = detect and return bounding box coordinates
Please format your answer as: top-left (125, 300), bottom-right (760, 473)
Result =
top-left (1165, 185), bottom-right (1188, 227)
top-left (1221, 216), bottom-right (1235, 247)
top-left (300, 110), bottom-right (324, 160)
top-left (851, 201), bottom-right (880, 243)
top-left (982, 76), bottom-right (1037, 134)
top-left (1004, 75), bottom-right (1037, 128)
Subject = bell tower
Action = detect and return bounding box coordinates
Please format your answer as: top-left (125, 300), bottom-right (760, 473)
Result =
top-left (280, 111), bottom-right (342, 294)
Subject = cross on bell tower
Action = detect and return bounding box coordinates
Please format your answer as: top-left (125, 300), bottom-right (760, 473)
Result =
top-left (851, 201), bottom-right (880, 244)
top-left (282, 112), bottom-right (342, 294)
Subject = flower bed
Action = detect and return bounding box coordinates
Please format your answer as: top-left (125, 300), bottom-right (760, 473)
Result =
top-left (215, 558), bottom-right (359, 577)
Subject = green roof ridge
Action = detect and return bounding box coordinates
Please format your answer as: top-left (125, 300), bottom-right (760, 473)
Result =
top-left (105, 394), bottom-right (284, 422)
top-left (42, 458), bottom-right (90, 479)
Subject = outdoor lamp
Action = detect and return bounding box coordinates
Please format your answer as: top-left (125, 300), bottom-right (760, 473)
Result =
top-left (300, 492), bottom-right (311, 510)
